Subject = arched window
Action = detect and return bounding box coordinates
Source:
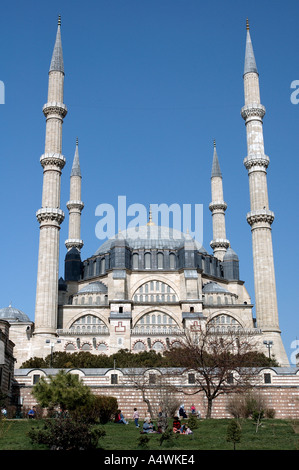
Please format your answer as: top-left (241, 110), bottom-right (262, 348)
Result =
top-left (144, 252), bottom-right (151, 269)
top-left (132, 253), bottom-right (139, 269)
top-left (133, 341), bottom-right (146, 351)
top-left (134, 281), bottom-right (178, 302)
top-left (169, 253), bottom-right (176, 269)
top-left (100, 258), bottom-right (105, 274)
top-left (157, 252), bottom-right (164, 269)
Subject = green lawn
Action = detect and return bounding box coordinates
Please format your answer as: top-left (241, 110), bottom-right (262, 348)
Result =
top-left (0, 418), bottom-right (298, 451)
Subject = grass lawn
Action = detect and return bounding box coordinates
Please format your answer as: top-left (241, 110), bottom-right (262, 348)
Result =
top-left (0, 418), bottom-right (298, 451)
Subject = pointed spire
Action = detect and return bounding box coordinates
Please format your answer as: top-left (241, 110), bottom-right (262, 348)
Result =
top-left (71, 137), bottom-right (81, 177)
top-left (49, 15), bottom-right (64, 74)
top-left (211, 139), bottom-right (222, 178)
top-left (244, 19), bottom-right (258, 76)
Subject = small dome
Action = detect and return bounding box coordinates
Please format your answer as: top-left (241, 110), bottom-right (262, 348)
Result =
top-left (202, 282), bottom-right (231, 294)
top-left (223, 247), bottom-right (239, 261)
top-left (78, 281), bottom-right (108, 294)
top-left (0, 305), bottom-right (31, 323)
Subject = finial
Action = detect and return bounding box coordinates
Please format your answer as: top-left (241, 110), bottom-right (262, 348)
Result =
top-left (76, 137), bottom-right (79, 146)
top-left (213, 139), bottom-right (216, 148)
top-left (58, 15), bottom-right (61, 26)
top-left (147, 205), bottom-right (155, 226)
top-left (246, 18), bottom-right (249, 31)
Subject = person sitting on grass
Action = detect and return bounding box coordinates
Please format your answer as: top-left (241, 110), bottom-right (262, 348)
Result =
top-left (143, 417), bottom-right (155, 433)
top-left (115, 409), bottom-right (128, 424)
top-left (172, 416), bottom-right (181, 433)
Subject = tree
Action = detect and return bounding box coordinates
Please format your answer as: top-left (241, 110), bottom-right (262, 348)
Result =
top-left (32, 369), bottom-right (93, 412)
top-left (226, 419), bottom-right (241, 450)
top-left (125, 369), bottom-right (180, 427)
top-left (166, 324), bottom-right (261, 418)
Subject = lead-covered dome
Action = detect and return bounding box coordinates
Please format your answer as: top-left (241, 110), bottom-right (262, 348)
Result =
top-left (0, 305), bottom-right (31, 323)
top-left (94, 225), bottom-right (206, 255)
top-left (78, 281), bottom-right (108, 294)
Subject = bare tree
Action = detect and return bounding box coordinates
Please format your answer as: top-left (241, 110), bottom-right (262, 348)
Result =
top-left (124, 368), bottom-right (180, 429)
top-left (166, 323), bottom-right (261, 419)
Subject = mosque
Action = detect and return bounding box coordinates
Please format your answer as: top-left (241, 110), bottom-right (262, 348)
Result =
top-left (0, 18), bottom-right (289, 367)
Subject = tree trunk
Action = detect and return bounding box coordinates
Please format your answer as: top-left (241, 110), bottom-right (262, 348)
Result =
top-left (206, 398), bottom-right (213, 419)
top-left (141, 390), bottom-right (154, 420)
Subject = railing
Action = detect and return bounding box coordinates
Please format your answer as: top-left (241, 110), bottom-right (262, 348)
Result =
top-left (131, 326), bottom-right (184, 336)
top-left (57, 327), bottom-right (109, 336)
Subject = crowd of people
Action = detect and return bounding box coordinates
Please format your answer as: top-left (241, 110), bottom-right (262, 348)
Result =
top-left (114, 403), bottom-right (200, 435)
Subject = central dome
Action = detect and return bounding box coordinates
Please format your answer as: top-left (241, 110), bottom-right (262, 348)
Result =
top-left (94, 224), bottom-right (206, 255)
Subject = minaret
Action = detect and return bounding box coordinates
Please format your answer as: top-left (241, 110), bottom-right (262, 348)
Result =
top-left (34, 16), bottom-right (67, 336)
top-left (241, 20), bottom-right (288, 364)
top-left (209, 140), bottom-right (230, 261)
top-left (65, 138), bottom-right (84, 251)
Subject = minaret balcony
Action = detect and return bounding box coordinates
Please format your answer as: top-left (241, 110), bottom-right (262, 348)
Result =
top-left (66, 200), bottom-right (84, 212)
top-left (36, 207), bottom-right (65, 226)
top-left (241, 102), bottom-right (266, 122)
top-left (40, 153), bottom-right (66, 170)
top-left (246, 209), bottom-right (275, 227)
top-left (43, 101), bottom-right (67, 118)
top-left (243, 154), bottom-right (269, 173)
top-left (209, 200), bottom-right (227, 213)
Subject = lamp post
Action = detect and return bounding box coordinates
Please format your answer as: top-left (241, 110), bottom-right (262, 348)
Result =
top-left (263, 340), bottom-right (273, 359)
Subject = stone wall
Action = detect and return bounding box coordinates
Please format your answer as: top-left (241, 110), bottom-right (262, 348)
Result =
top-left (13, 367), bottom-right (299, 420)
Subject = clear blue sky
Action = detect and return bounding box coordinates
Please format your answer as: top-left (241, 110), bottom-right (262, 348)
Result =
top-left (0, 0), bottom-right (298, 364)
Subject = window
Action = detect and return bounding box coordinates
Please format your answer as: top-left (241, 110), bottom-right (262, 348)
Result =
top-left (157, 252), bottom-right (164, 269)
top-left (33, 374), bottom-right (40, 385)
top-left (264, 373), bottom-right (271, 384)
top-left (149, 374), bottom-right (156, 384)
top-left (144, 252), bottom-right (151, 269)
top-left (227, 373), bottom-right (234, 384)
top-left (188, 373), bottom-right (195, 384)
top-left (111, 374), bottom-right (118, 384)
top-left (100, 258), bottom-right (105, 274)
top-left (169, 253), bottom-right (176, 269)
top-left (132, 253), bottom-right (139, 269)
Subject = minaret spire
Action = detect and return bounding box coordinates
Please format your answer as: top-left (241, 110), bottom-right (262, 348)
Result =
top-left (241, 22), bottom-right (288, 365)
top-left (209, 140), bottom-right (230, 260)
top-left (50, 15), bottom-right (64, 74)
top-left (244, 18), bottom-right (258, 76)
top-left (65, 138), bottom-right (84, 251)
top-left (34, 18), bottom-right (67, 336)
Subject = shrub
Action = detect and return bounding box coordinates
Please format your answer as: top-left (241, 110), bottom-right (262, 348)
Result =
top-left (187, 414), bottom-right (199, 430)
top-left (265, 408), bottom-right (276, 419)
top-left (28, 416), bottom-right (106, 450)
top-left (137, 434), bottom-right (150, 449)
top-left (72, 395), bottom-right (118, 424)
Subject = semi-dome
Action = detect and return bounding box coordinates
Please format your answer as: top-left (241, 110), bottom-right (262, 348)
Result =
top-left (202, 281), bottom-right (231, 294)
top-left (94, 225), bottom-right (207, 255)
top-left (0, 305), bottom-right (31, 323)
top-left (78, 281), bottom-right (108, 294)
